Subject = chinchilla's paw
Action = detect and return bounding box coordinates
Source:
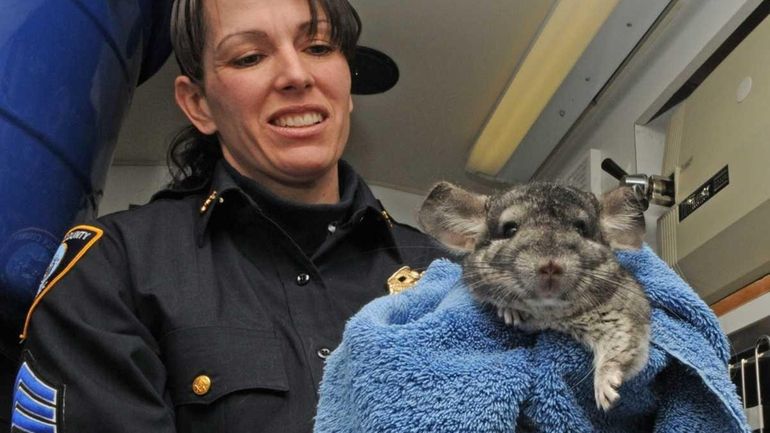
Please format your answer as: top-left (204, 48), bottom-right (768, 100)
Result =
top-left (497, 307), bottom-right (523, 327)
top-left (594, 368), bottom-right (623, 411)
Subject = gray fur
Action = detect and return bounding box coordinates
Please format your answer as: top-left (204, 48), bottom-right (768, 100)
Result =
top-left (418, 181), bottom-right (650, 411)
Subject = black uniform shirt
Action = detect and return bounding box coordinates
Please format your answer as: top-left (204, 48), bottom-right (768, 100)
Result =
top-left (16, 160), bottom-right (443, 433)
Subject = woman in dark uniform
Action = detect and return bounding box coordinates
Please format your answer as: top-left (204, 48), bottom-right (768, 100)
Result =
top-left (11, 1), bottom-right (441, 432)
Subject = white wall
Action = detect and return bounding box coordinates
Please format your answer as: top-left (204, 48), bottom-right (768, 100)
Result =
top-left (534, 0), bottom-right (761, 252)
top-left (368, 184), bottom-right (424, 228)
top-left (99, 165), bottom-right (169, 216)
top-left (530, 0), bottom-right (765, 331)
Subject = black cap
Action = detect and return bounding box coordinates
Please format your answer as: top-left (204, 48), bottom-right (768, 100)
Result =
top-left (350, 46), bottom-right (399, 95)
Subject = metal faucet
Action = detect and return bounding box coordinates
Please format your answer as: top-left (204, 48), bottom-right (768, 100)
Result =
top-left (601, 158), bottom-right (675, 209)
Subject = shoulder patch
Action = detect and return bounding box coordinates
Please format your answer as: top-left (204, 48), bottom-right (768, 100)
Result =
top-left (20, 225), bottom-right (103, 340)
top-left (12, 359), bottom-right (62, 433)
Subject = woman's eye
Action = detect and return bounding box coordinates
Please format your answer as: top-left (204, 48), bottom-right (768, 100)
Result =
top-left (501, 222), bottom-right (518, 238)
top-left (306, 44), bottom-right (334, 56)
top-left (232, 53), bottom-right (264, 67)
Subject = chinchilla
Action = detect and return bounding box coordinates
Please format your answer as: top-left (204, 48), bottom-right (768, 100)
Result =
top-left (418, 181), bottom-right (650, 411)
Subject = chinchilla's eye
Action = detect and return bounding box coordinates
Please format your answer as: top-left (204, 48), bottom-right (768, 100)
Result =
top-left (501, 221), bottom-right (518, 238)
top-left (574, 220), bottom-right (588, 237)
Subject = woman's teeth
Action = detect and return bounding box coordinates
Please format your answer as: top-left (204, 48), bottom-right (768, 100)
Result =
top-left (273, 112), bottom-right (324, 127)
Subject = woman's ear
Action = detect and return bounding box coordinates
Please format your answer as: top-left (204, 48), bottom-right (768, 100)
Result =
top-left (174, 75), bottom-right (218, 135)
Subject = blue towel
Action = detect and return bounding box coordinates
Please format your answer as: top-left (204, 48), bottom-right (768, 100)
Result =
top-left (314, 246), bottom-right (750, 433)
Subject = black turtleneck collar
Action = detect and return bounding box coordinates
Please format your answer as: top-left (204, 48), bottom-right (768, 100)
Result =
top-left (222, 161), bottom-right (356, 257)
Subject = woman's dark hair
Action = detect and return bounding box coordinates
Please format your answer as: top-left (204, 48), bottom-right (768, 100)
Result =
top-left (166, 125), bottom-right (222, 191)
top-left (167, 0), bottom-right (362, 190)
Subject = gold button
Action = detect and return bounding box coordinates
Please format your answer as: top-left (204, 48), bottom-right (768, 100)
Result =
top-left (192, 375), bottom-right (212, 396)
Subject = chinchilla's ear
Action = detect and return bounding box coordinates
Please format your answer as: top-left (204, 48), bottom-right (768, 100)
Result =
top-left (418, 182), bottom-right (488, 252)
top-left (599, 186), bottom-right (646, 250)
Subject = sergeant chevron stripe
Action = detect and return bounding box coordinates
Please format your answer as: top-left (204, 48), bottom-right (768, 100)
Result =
top-left (11, 361), bottom-right (59, 433)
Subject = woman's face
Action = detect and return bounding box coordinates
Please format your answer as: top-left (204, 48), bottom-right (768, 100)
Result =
top-left (184, 0), bottom-right (353, 186)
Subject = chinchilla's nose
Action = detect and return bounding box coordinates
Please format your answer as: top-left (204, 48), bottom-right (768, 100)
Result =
top-left (537, 260), bottom-right (564, 277)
